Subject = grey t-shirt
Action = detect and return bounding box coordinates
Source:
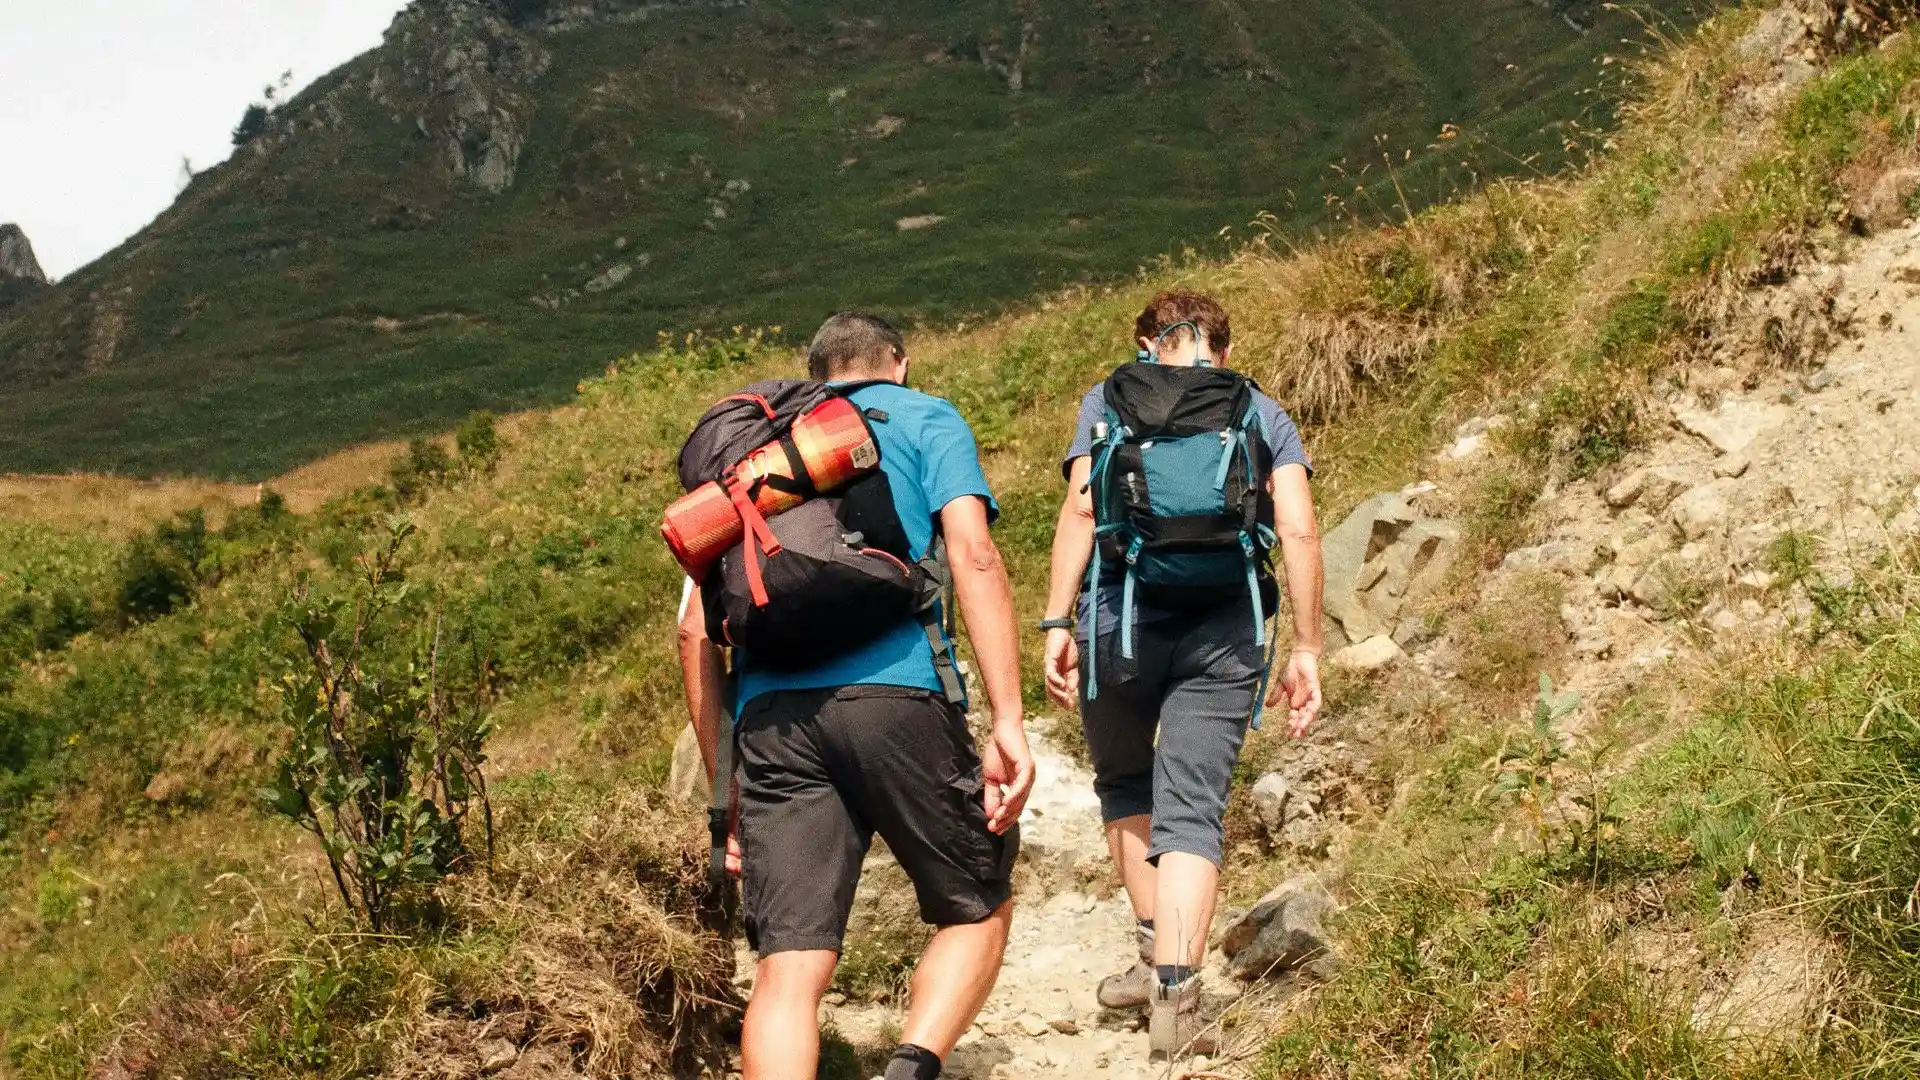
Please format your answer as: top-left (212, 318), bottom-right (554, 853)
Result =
top-left (1062, 379), bottom-right (1312, 634)
top-left (1061, 382), bottom-right (1312, 477)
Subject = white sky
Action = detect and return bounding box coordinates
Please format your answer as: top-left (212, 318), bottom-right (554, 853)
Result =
top-left (0, 0), bottom-right (411, 281)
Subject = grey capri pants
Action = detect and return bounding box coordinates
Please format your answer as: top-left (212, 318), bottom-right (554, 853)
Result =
top-left (1078, 595), bottom-right (1264, 866)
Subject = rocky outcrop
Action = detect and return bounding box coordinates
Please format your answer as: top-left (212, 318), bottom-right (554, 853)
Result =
top-left (0, 224), bottom-right (48, 286)
top-left (370, 0), bottom-right (550, 192)
top-left (1320, 490), bottom-right (1460, 650)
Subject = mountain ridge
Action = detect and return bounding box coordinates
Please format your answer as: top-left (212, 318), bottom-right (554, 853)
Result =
top-left (0, 0), bottom-right (1695, 479)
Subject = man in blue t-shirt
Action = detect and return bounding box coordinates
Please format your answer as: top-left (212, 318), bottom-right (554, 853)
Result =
top-left (679, 313), bottom-right (1033, 1080)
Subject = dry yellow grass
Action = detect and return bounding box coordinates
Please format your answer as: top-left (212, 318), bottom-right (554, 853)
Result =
top-left (0, 433), bottom-right (471, 532)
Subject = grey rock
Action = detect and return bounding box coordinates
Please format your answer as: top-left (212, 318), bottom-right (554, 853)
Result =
top-left (1219, 875), bottom-right (1336, 982)
top-left (669, 723), bottom-right (711, 804)
top-left (1676, 402), bottom-right (1790, 455)
top-left (1605, 465), bottom-right (1699, 512)
top-left (1670, 479), bottom-right (1741, 542)
top-left (1251, 772), bottom-right (1294, 836)
top-left (1329, 635), bottom-right (1405, 672)
top-left (1321, 494), bottom-right (1461, 645)
top-left (1852, 167), bottom-right (1920, 234)
top-left (478, 1039), bottom-right (519, 1075)
top-left (0, 224), bottom-right (47, 285)
top-left (583, 261), bottom-right (633, 293)
top-left (1800, 368), bottom-right (1837, 393)
top-left (1736, 6), bottom-right (1808, 62)
top-left (1714, 454), bottom-right (1753, 480)
top-left (1500, 540), bottom-right (1590, 575)
top-left (1630, 560), bottom-right (1678, 611)
top-left (1604, 469), bottom-right (1649, 508)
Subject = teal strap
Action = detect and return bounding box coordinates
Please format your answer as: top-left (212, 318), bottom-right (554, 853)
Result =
top-left (1085, 538), bottom-right (1103, 701)
top-left (1120, 537), bottom-right (1143, 661)
top-left (1250, 624), bottom-right (1277, 732)
top-left (1214, 429), bottom-right (1239, 490)
top-left (1241, 532), bottom-right (1267, 648)
top-left (1242, 530), bottom-right (1271, 732)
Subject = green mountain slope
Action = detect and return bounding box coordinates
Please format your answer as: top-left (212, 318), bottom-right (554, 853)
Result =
top-left (0, 0), bottom-right (1694, 479)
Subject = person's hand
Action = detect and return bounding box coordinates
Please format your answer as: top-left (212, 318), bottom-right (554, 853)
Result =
top-left (1043, 627), bottom-right (1080, 711)
top-left (725, 832), bottom-right (743, 877)
top-left (980, 716), bottom-right (1035, 834)
top-left (1267, 649), bottom-right (1323, 738)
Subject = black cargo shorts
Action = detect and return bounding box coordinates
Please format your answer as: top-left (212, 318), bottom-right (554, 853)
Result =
top-left (735, 684), bottom-right (1020, 956)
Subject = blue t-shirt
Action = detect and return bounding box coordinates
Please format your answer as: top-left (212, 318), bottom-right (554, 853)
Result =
top-left (734, 382), bottom-right (998, 712)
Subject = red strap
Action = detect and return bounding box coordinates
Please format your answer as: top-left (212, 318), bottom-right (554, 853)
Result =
top-left (723, 473), bottom-right (780, 606)
top-left (719, 393), bottom-right (776, 419)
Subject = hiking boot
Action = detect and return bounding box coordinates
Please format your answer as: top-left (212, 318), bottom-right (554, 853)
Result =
top-left (1095, 925), bottom-right (1155, 1009)
top-left (1149, 974), bottom-right (1218, 1059)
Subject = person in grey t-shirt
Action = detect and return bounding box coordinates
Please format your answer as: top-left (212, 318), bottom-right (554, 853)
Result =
top-left (1039, 289), bottom-right (1325, 1060)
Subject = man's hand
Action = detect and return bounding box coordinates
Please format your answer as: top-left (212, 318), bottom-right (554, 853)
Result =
top-left (1043, 627), bottom-right (1080, 711)
top-left (980, 717), bottom-right (1035, 834)
top-left (1267, 649), bottom-right (1323, 738)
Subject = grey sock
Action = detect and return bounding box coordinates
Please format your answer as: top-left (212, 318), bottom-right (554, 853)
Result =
top-left (1155, 964), bottom-right (1196, 987)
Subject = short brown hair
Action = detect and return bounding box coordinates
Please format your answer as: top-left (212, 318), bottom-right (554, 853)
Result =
top-left (1135, 289), bottom-right (1230, 356)
top-left (807, 311), bottom-right (905, 380)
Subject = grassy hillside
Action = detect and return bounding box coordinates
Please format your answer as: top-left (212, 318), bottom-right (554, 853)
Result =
top-left (9, 3), bottom-right (1920, 1077)
top-left (0, 0), bottom-right (1697, 480)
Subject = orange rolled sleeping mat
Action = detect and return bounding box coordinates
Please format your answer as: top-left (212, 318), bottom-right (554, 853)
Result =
top-left (661, 394), bottom-right (879, 580)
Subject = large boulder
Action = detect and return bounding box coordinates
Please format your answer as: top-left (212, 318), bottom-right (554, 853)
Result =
top-left (1321, 492), bottom-right (1460, 648)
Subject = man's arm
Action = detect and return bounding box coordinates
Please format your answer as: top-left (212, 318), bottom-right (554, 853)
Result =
top-left (1041, 456), bottom-right (1096, 709)
top-left (677, 581), bottom-right (726, 782)
top-left (941, 494), bottom-right (1034, 833)
top-left (1268, 462), bottom-right (1325, 736)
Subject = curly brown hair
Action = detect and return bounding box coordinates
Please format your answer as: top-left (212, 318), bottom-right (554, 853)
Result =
top-left (1134, 288), bottom-right (1230, 356)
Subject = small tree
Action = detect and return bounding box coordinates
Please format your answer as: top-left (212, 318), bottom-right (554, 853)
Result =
top-left (232, 103), bottom-right (270, 147)
top-left (262, 518), bottom-right (494, 930)
top-left (456, 410), bottom-right (502, 474)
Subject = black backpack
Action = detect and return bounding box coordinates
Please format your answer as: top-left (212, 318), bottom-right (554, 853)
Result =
top-left (674, 379), bottom-right (964, 701)
top-left (1084, 362), bottom-right (1278, 709)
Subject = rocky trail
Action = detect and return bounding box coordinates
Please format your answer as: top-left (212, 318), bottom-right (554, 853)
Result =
top-left (729, 715), bottom-right (1317, 1080)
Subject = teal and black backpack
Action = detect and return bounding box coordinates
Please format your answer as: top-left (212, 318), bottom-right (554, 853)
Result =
top-left (1084, 347), bottom-right (1277, 706)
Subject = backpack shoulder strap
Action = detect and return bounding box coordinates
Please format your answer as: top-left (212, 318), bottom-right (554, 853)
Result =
top-left (917, 536), bottom-right (967, 706)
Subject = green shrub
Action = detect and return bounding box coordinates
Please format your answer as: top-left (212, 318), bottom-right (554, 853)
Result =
top-left (262, 519), bottom-right (494, 931)
top-left (389, 439), bottom-right (453, 504)
top-left (115, 510), bottom-right (210, 624)
top-left (455, 411), bottom-right (501, 475)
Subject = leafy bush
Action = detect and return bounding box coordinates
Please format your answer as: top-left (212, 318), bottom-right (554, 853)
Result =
top-left (262, 519), bottom-right (494, 930)
top-left (455, 411), bottom-right (501, 474)
top-left (115, 509), bottom-right (210, 624)
top-left (389, 438), bottom-right (453, 504)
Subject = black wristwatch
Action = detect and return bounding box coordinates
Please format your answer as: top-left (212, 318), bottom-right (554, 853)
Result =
top-left (1038, 617), bottom-right (1075, 632)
